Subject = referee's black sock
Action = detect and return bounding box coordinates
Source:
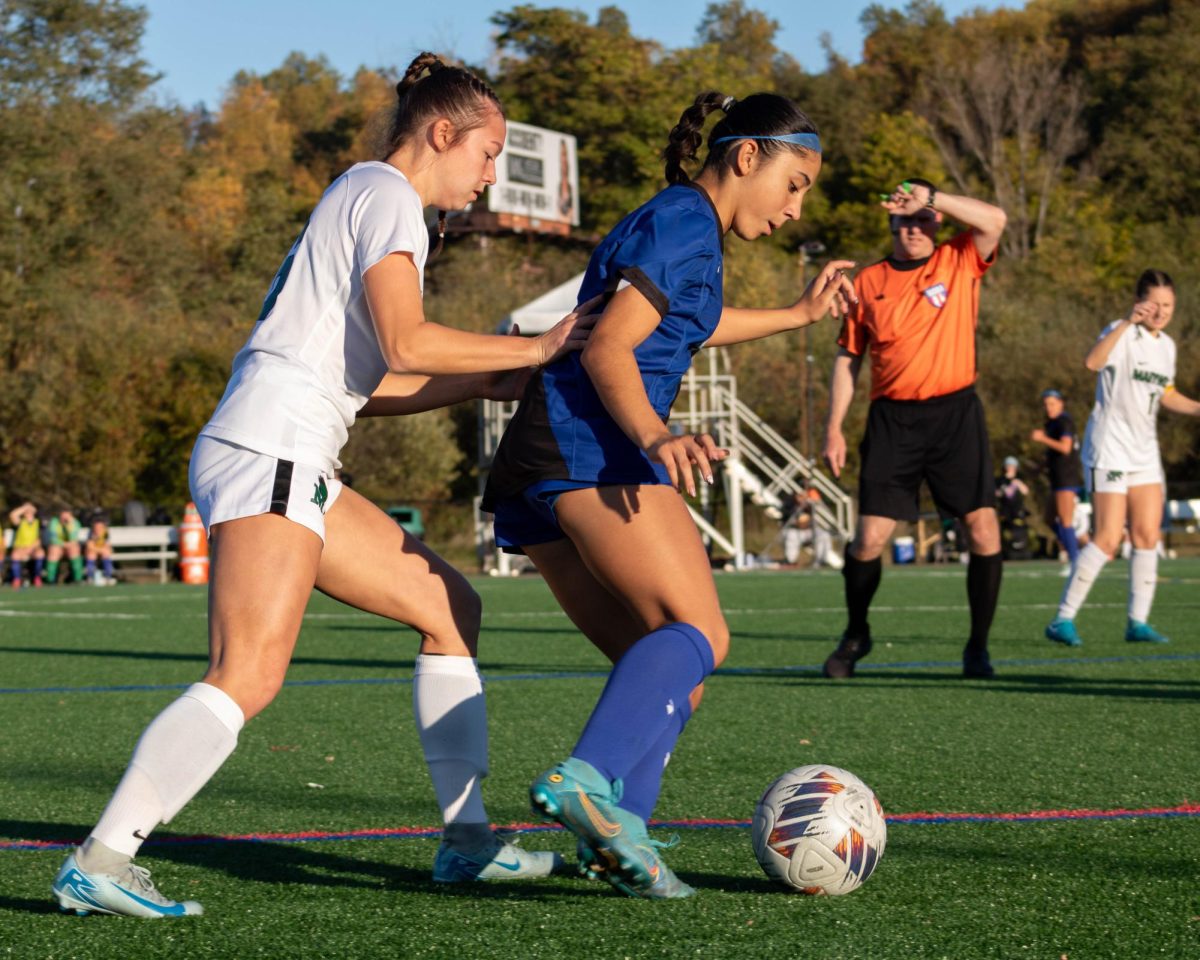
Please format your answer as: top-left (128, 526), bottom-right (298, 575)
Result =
top-left (843, 553), bottom-right (882, 637)
top-left (966, 552), bottom-right (1003, 655)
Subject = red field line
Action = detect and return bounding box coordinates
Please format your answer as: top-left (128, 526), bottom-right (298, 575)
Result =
top-left (3, 803), bottom-right (1197, 852)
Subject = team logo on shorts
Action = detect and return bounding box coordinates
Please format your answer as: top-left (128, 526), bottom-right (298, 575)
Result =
top-left (922, 283), bottom-right (948, 308)
top-left (1106, 470), bottom-right (1123, 483)
top-left (311, 478), bottom-right (329, 513)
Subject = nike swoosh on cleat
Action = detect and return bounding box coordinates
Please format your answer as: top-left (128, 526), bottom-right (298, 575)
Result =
top-left (575, 791), bottom-right (622, 838)
top-left (489, 858), bottom-right (523, 872)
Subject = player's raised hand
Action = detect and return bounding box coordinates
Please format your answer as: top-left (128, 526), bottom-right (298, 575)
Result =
top-left (1127, 300), bottom-right (1157, 327)
top-left (645, 431), bottom-right (729, 498)
top-left (796, 259), bottom-right (858, 322)
top-left (879, 181), bottom-right (929, 215)
top-left (534, 294), bottom-right (605, 366)
top-left (823, 429), bottom-right (847, 479)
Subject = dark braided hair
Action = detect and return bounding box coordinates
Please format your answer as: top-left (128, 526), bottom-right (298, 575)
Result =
top-left (664, 91), bottom-right (819, 185)
top-left (383, 52), bottom-right (504, 256)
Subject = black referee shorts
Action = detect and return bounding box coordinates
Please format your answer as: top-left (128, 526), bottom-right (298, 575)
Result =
top-left (858, 385), bottom-right (995, 522)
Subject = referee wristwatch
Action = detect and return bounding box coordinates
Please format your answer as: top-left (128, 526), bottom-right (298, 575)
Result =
top-left (924, 184), bottom-right (938, 209)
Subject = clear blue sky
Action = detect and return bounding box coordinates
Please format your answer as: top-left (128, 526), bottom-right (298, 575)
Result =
top-left (139, 1), bottom-right (1010, 110)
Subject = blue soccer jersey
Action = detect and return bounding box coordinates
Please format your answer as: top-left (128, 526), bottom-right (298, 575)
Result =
top-left (483, 182), bottom-right (725, 508)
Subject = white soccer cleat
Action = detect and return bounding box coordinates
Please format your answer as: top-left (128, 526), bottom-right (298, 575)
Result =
top-left (52, 852), bottom-right (203, 918)
top-left (432, 834), bottom-right (565, 882)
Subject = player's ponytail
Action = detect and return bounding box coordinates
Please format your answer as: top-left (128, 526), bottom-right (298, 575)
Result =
top-left (384, 52), bottom-right (503, 155)
top-left (1135, 269), bottom-right (1174, 300)
top-left (382, 52), bottom-right (504, 258)
top-left (664, 91), bottom-right (820, 185)
top-left (665, 92), bottom-right (734, 185)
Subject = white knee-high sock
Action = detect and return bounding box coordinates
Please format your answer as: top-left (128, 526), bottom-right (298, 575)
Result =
top-left (89, 683), bottom-right (244, 859)
top-left (412, 654), bottom-right (489, 827)
top-left (1128, 548), bottom-right (1159, 623)
top-left (1058, 542), bottom-right (1110, 620)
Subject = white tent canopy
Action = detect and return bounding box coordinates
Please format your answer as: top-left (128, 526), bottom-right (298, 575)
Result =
top-left (498, 272), bottom-right (585, 334)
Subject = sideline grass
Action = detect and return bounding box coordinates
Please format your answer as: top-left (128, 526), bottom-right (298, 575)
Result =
top-left (1, 560), bottom-right (1198, 959)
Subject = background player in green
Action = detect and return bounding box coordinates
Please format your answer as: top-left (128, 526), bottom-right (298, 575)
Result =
top-left (46, 507), bottom-right (85, 585)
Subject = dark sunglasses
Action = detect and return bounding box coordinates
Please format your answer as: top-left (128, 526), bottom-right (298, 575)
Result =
top-left (891, 213), bottom-right (938, 229)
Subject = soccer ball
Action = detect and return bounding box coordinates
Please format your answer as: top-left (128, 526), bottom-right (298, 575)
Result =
top-left (752, 765), bottom-right (886, 895)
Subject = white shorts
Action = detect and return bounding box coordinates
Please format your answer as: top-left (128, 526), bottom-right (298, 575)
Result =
top-left (1085, 463), bottom-right (1164, 496)
top-left (189, 435), bottom-right (343, 543)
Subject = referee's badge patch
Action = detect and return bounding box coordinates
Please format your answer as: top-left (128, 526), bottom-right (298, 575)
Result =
top-left (922, 283), bottom-right (948, 308)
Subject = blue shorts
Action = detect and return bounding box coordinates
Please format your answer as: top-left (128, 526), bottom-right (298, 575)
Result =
top-left (491, 478), bottom-right (671, 553)
top-left (491, 480), bottom-right (597, 553)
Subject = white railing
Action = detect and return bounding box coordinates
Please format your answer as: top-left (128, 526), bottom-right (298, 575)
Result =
top-left (477, 348), bottom-right (855, 571)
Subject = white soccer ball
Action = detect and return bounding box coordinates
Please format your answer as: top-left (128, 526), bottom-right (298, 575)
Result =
top-left (752, 764), bottom-right (887, 895)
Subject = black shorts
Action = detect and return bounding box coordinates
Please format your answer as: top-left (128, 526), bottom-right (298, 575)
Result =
top-left (858, 386), bottom-right (995, 522)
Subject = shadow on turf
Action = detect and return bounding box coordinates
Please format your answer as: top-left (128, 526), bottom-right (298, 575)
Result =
top-left (0, 645), bottom-right (541, 676)
top-left (0, 895), bottom-right (63, 916)
top-left (735, 669), bottom-right (1200, 701)
top-left (1, 821), bottom-right (590, 903)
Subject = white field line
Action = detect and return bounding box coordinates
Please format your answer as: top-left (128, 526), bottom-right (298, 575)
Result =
top-left (4, 600), bottom-right (1200, 623)
top-left (0, 610), bottom-right (149, 620)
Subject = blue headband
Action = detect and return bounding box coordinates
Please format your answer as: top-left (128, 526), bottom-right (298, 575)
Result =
top-left (711, 133), bottom-right (822, 153)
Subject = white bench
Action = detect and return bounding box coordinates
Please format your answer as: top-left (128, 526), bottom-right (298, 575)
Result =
top-left (4, 525), bottom-right (180, 583)
top-left (1166, 499), bottom-right (1200, 554)
top-left (106, 526), bottom-right (179, 584)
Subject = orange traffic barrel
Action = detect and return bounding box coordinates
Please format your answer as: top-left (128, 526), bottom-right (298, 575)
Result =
top-left (179, 501), bottom-right (209, 584)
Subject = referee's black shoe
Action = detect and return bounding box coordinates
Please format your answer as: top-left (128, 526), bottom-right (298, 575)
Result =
top-left (962, 648), bottom-right (995, 679)
top-left (823, 631), bottom-right (872, 678)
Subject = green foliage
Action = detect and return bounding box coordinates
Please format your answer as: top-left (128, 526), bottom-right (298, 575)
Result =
top-left (0, 0), bottom-right (1197, 516)
top-left (0, 0), bottom-right (153, 107)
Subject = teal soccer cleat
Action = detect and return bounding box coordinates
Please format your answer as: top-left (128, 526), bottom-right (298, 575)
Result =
top-left (1045, 618), bottom-right (1082, 647)
top-left (1125, 620), bottom-right (1170, 644)
top-left (52, 852), bottom-right (202, 918)
top-left (432, 832), bottom-right (565, 882)
top-left (531, 758), bottom-right (694, 900)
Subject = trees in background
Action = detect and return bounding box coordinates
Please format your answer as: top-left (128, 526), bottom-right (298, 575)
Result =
top-left (0, 0), bottom-right (1196, 516)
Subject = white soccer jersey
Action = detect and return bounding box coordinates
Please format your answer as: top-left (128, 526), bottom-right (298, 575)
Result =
top-left (1081, 320), bottom-right (1176, 472)
top-left (200, 162), bottom-right (429, 470)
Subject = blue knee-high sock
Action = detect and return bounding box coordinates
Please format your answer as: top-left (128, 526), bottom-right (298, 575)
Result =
top-left (1056, 523), bottom-right (1080, 565)
top-left (573, 623), bottom-right (715, 786)
top-left (33, 557), bottom-right (44, 578)
top-left (617, 696), bottom-right (693, 822)
top-left (10, 559), bottom-right (22, 582)
top-left (101, 557), bottom-right (114, 578)
top-left (85, 558), bottom-right (96, 578)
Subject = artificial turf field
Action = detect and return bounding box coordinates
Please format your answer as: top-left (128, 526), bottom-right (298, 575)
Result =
top-left (1, 559), bottom-right (1198, 959)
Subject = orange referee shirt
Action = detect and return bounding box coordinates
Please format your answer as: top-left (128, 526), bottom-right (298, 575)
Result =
top-left (837, 231), bottom-right (994, 401)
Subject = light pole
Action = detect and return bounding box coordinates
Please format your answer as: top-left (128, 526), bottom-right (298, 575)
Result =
top-left (799, 240), bottom-right (825, 461)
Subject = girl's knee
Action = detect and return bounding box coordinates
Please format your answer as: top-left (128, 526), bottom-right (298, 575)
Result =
top-left (417, 582), bottom-right (481, 657)
top-left (701, 621), bottom-right (730, 668)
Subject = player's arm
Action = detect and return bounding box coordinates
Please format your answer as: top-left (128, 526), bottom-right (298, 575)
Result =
top-left (357, 371), bottom-right (520, 417)
top-left (581, 285), bottom-right (726, 496)
top-left (704, 260), bottom-right (857, 348)
top-left (932, 192), bottom-right (1006, 260)
top-left (822, 348), bottom-right (864, 479)
top-left (1085, 302), bottom-right (1157, 372)
top-left (360, 327), bottom-right (534, 417)
top-left (1030, 428), bottom-right (1073, 454)
top-left (883, 183), bottom-right (1006, 260)
top-left (363, 253), bottom-right (596, 374)
top-left (1161, 387), bottom-right (1200, 417)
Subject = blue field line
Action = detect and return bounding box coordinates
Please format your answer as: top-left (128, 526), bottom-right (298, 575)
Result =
top-left (1, 651), bottom-right (1198, 697)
